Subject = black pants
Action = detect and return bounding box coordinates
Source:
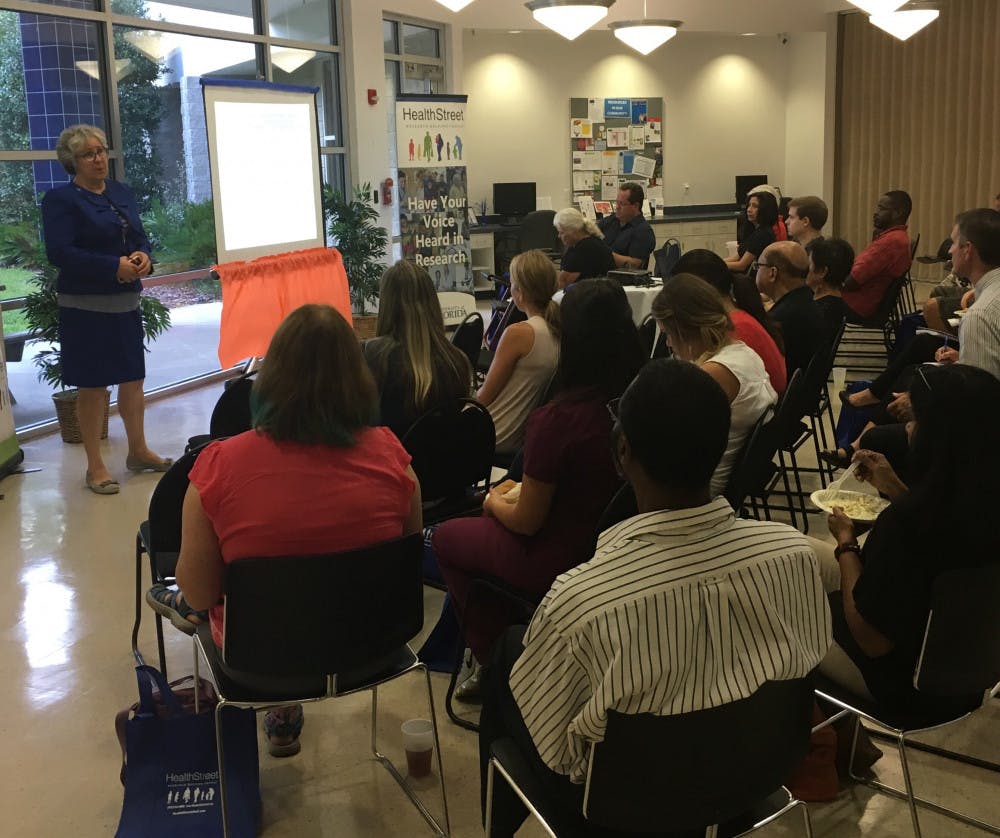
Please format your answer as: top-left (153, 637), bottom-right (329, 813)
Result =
top-left (869, 333), bottom-right (942, 398)
top-left (858, 423), bottom-right (913, 483)
top-left (479, 626), bottom-right (585, 838)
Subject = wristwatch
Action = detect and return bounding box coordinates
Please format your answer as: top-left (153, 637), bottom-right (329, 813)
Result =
top-left (834, 541), bottom-right (861, 560)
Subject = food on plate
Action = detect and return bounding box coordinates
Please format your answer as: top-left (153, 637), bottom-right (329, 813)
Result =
top-left (811, 489), bottom-right (890, 521)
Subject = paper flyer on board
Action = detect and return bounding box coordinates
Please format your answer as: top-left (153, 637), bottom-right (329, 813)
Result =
top-left (601, 174), bottom-right (619, 200)
top-left (628, 125), bottom-right (646, 150)
top-left (573, 171), bottom-right (597, 192)
top-left (396, 95), bottom-right (472, 292)
top-left (632, 155), bottom-right (656, 179)
top-left (606, 127), bottom-right (627, 148)
top-left (646, 117), bottom-right (662, 141)
top-left (600, 151), bottom-right (619, 173)
top-left (570, 118), bottom-right (593, 138)
top-left (572, 150), bottom-right (600, 170)
top-left (587, 98), bottom-right (604, 122)
top-left (578, 195), bottom-right (596, 220)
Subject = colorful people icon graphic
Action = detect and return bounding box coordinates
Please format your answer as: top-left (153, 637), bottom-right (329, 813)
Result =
top-left (454, 135), bottom-right (463, 160)
top-left (408, 138), bottom-right (415, 161)
top-left (423, 131), bottom-right (433, 160)
top-left (435, 133), bottom-right (444, 161)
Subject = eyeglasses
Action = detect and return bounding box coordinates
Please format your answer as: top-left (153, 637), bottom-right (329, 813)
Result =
top-left (606, 397), bottom-right (621, 423)
top-left (916, 365), bottom-right (933, 393)
top-left (751, 261), bottom-right (774, 273)
top-left (77, 146), bottom-right (108, 162)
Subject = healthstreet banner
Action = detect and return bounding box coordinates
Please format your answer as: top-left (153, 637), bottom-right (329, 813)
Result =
top-left (0, 300), bottom-right (24, 477)
top-left (395, 95), bottom-right (472, 293)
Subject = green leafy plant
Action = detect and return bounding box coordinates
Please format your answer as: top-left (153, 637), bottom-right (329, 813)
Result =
top-left (1, 216), bottom-right (171, 390)
top-left (323, 183), bottom-right (389, 316)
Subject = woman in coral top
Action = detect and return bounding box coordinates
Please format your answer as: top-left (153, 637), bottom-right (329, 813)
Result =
top-left (155, 304), bottom-right (422, 756)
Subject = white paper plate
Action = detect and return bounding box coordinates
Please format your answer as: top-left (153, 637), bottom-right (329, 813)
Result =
top-left (810, 489), bottom-right (890, 523)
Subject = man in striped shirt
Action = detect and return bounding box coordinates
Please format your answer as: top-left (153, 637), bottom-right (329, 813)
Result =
top-left (480, 359), bottom-right (831, 836)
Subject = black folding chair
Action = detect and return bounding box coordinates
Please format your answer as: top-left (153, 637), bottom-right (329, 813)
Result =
top-left (814, 564), bottom-right (1000, 838)
top-left (191, 533), bottom-right (449, 837)
top-left (402, 398), bottom-right (496, 527)
top-left (186, 372), bottom-right (255, 451)
top-left (837, 274), bottom-right (910, 374)
top-left (486, 678), bottom-right (815, 837)
top-left (131, 443), bottom-right (208, 676)
top-left (517, 210), bottom-right (560, 256)
top-left (451, 311), bottom-right (485, 369)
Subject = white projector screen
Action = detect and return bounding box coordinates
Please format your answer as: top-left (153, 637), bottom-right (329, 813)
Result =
top-left (202, 80), bottom-right (324, 264)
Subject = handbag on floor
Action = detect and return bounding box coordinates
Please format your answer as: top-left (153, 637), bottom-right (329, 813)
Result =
top-left (114, 664), bottom-right (260, 838)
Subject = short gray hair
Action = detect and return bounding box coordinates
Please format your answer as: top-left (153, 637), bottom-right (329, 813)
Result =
top-left (55, 124), bottom-right (108, 175)
top-left (554, 206), bottom-right (602, 238)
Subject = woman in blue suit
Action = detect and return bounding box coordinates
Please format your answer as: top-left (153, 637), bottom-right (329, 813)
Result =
top-left (42, 124), bottom-right (171, 494)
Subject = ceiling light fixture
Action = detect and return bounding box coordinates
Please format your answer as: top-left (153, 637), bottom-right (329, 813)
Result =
top-left (270, 48), bottom-right (316, 73)
top-left (868, 7), bottom-right (939, 40)
top-left (433, 0), bottom-right (477, 10)
top-left (610, 19), bottom-right (681, 55)
top-left (848, 0), bottom-right (906, 13)
top-left (525, 0), bottom-right (615, 41)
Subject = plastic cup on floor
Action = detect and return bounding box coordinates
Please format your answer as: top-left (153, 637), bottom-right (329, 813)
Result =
top-left (832, 367), bottom-right (847, 392)
top-left (401, 718), bottom-right (434, 778)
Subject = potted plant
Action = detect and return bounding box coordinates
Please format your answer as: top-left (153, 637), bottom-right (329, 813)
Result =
top-left (323, 183), bottom-right (389, 340)
top-left (2, 219), bottom-right (171, 443)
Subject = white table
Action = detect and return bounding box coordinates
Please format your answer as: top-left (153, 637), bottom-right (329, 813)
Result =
top-left (553, 279), bottom-right (663, 327)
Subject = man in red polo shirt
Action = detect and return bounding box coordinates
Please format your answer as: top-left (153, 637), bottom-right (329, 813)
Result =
top-left (843, 190), bottom-right (913, 320)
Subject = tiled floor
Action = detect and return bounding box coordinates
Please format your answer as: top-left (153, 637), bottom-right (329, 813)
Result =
top-left (3, 381), bottom-right (999, 837)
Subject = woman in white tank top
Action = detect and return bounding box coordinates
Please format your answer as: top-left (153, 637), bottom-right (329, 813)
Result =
top-left (478, 251), bottom-right (561, 453)
top-left (653, 274), bottom-right (777, 496)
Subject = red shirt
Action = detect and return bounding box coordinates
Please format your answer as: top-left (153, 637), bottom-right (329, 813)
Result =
top-left (189, 427), bottom-right (415, 645)
top-left (730, 310), bottom-right (787, 395)
top-left (843, 225), bottom-right (912, 319)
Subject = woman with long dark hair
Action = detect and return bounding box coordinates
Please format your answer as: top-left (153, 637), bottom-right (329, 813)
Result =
top-left (821, 364), bottom-right (1000, 718)
top-left (363, 260), bottom-right (473, 437)
top-left (725, 191), bottom-right (779, 274)
top-left (433, 279), bottom-right (644, 669)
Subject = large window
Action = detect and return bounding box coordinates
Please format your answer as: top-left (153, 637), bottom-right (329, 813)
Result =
top-left (0, 0), bottom-right (345, 432)
top-left (383, 15), bottom-right (446, 247)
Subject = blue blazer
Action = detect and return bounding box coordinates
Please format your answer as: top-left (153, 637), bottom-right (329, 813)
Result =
top-left (41, 179), bottom-right (151, 296)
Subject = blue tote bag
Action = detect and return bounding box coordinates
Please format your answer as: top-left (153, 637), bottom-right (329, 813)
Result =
top-left (115, 665), bottom-right (260, 838)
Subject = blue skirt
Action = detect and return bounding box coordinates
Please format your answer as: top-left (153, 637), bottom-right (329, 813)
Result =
top-left (59, 305), bottom-right (145, 388)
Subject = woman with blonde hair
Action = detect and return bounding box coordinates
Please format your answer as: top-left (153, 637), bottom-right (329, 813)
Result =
top-left (478, 249), bottom-right (560, 454)
top-left (157, 303), bottom-right (421, 756)
top-left (364, 260), bottom-right (473, 437)
top-left (553, 206), bottom-right (615, 288)
top-left (652, 274), bottom-right (776, 495)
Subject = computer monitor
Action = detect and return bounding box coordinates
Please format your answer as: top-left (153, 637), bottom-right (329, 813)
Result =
top-left (735, 175), bottom-right (768, 208)
top-left (493, 182), bottom-right (536, 223)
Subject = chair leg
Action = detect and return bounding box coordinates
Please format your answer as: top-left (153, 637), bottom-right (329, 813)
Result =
top-left (131, 535), bottom-right (143, 663)
top-left (799, 799), bottom-right (814, 838)
top-left (485, 758), bottom-right (496, 838)
top-left (446, 636), bottom-right (480, 733)
top-left (370, 669), bottom-right (450, 836)
top-left (897, 732), bottom-right (923, 838)
top-left (155, 615), bottom-right (168, 678)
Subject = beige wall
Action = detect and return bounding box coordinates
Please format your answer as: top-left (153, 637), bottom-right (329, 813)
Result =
top-left (461, 29), bottom-right (829, 212)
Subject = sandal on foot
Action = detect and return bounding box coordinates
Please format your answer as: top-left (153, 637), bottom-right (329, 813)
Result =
top-left (126, 455), bottom-right (174, 473)
top-left (85, 471), bottom-right (120, 495)
top-left (264, 705), bottom-right (304, 757)
top-left (819, 447), bottom-right (854, 469)
top-left (146, 584), bottom-right (207, 635)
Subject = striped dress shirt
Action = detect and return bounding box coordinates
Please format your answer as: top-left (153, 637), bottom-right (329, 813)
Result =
top-left (509, 498), bottom-right (832, 781)
top-left (959, 267), bottom-right (1000, 381)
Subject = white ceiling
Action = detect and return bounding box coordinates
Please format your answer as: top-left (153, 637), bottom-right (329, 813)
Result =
top-left (388, 0), bottom-right (859, 34)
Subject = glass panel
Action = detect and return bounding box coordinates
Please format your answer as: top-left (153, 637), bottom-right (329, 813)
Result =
top-left (402, 23), bottom-right (439, 58)
top-left (111, 0), bottom-right (255, 35)
top-left (268, 0), bottom-right (333, 45)
top-left (115, 25), bottom-right (256, 231)
top-left (383, 19), bottom-right (397, 54)
top-left (321, 152), bottom-right (345, 200)
top-left (402, 62), bottom-right (443, 96)
top-left (22, 0), bottom-right (99, 11)
top-left (384, 59), bottom-right (400, 238)
top-left (270, 47), bottom-right (341, 147)
top-left (0, 11), bottom-right (106, 153)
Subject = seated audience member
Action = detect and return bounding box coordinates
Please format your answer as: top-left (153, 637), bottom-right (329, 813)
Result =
top-left (756, 241), bottom-right (826, 377)
top-left (841, 190), bottom-right (913, 321)
top-left (806, 237), bottom-right (855, 343)
top-left (479, 359), bottom-right (831, 836)
top-left (477, 250), bottom-right (561, 454)
top-left (672, 248), bottom-right (787, 395)
top-left (433, 279), bottom-right (644, 685)
top-left (787, 195), bottom-right (828, 249)
top-left (363, 261), bottom-right (473, 438)
top-left (553, 207), bottom-right (615, 288)
top-left (820, 364), bottom-right (1000, 720)
top-left (158, 304), bottom-right (422, 756)
top-left (598, 182), bottom-right (656, 270)
top-left (823, 208), bottom-right (1000, 468)
top-left (652, 275), bottom-right (777, 496)
top-left (725, 190), bottom-right (779, 274)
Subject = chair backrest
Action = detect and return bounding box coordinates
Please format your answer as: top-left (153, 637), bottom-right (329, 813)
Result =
top-left (146, 444), bottom-right (207, 577)
top-left (221, 533), bottom-right (424, 676)
top-left (451, 311), bottom-right (484, 367)
top-left (401, 398), bottom-right (496, 500)
top-left (723, 409), bottom-right (780, 510)
top-left (862, 274), bottom-right (909, 327)
top-left (437, 291), bottom-right (476, 327)
top-left (584, 678), bottom-right (814, 833)
top-left (800, 319), bottom-right (846, 418)
top-left (208, 373), bottom-right (255, 439)
top-left (915, 564), bottom-right (1000, 696)
top-left (517, 210), bottom-right (559, 253)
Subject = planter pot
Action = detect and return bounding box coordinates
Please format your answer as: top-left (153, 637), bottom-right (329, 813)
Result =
top-left (52, 388), bottom-right (110, 444)
top-left (352, 315), bottom-right (378, 341)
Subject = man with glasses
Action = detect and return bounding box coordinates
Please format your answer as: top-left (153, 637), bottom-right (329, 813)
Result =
top-left (477, 359), bottom-right (831, 837)
top-left (755, 241), bottom-right (825, 377)
top-left (598, 182), bottom-right (656, 270)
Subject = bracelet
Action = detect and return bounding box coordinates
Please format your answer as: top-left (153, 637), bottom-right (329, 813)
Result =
top-left (834, 541), bottom-right (861, 560)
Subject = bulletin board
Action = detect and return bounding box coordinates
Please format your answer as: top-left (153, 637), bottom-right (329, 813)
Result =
top-left (569, 97), bottom-right (664, 215)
